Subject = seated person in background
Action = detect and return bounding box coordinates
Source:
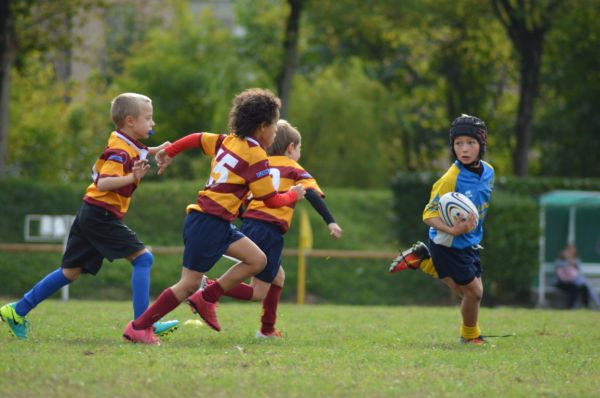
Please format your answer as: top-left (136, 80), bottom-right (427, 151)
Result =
top-left (555, 243), bottom-right (600, 309)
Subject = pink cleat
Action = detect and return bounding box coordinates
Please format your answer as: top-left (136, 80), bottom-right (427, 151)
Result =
top-left (187, 291), bottom-right (221, 332)
top-left (123, 321), bottom-right (160, 345)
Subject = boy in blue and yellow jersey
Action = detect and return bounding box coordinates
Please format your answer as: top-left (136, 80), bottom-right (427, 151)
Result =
top-left (202, 119), bottom-right (343, 338)
top-left (389, 114), bottom-right (494, 345)
top-left (123, 89), bottom-right (306, 344)
top-left (0, 93), bottom-right (178, 340)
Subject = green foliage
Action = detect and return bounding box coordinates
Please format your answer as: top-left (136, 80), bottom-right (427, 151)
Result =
top-left (233, 0), bottom-right (287, 80)
top-left (1, 302), bottom-right (600, 397)
top-left (7, 0), bottom-right (600, 183)
top-left (536, 1), bottom-right (600, 177)
top-left (289, 60), bottom-right (390, 188)
top-left (8, 54), bottom-right (71, 179)
top-left (480, 192), bottom-right (540, 304)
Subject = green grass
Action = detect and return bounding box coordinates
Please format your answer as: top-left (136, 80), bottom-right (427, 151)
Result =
top-left (1, 300), bottom-right (599, 397)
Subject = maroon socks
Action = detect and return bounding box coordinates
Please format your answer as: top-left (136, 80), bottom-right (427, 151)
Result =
top-left (261, 284), bottom-right (282, 334)
top-left (132, 288), bottom-right (180, 330)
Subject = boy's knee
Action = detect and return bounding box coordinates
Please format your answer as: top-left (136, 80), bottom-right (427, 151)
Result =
top-left (273, 269), bottom-right (285, 286)
top-left (62, 267), bottom-right (82, 281)
top-left (132, 251), bottom-right (154, 268)
top-left (252, 291), bottom-right (268, 301)
top-left (174, 277), bottom-right (202, 297)
top-left (463, 286), bottom-right (483, 302)
top-left (249, 252), bottom-right (267, 272)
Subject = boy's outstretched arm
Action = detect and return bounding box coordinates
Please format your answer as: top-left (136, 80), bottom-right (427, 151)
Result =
top-left (147, 141), bottom-right (171, 155)
top-left (305, 188), bottom-right (343, 239)
top-left (263, 184), bottom-right (306, 208)
top-left (155, 133), bottom-right (203, 175)
top-left (96, 159), bottom-right (150, 191)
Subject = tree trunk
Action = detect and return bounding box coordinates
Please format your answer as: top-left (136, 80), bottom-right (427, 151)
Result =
top-left (513, 34), bottom-right (543, 176)
top-left (491, 0), bottom-right (559, 176)
top-left (0, 1), bottom-right (15, 177)
top-left (277, 0), bottom-right (303, 119)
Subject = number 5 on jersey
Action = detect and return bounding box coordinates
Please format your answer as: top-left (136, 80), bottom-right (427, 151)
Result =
top-left (208, 149), bottom-right (239, 185)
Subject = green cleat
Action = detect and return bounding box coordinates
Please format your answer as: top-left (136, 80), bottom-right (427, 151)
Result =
top-left (153, 320), bottom-right (179, 337)
top-left (0, 303), bottom-right (30, 340)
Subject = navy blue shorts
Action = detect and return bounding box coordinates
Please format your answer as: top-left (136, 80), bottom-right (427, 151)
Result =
top-left (428, 240), bottom-right (481, 285)
top-left (62, 203), bottom-right (145, 275)
top-left (182, 211), bottom-right (245, 272)
top-left (240, 219), bottom-right (284, 283)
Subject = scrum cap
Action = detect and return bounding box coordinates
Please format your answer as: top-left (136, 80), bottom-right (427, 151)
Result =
top-left (449, 114), bottom-right (488, 159)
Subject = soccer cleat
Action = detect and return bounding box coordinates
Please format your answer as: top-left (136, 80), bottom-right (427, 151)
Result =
top-left (460, 336), bottom-right (487, 346)
top-left (256, 329), bottom-right (283, 339)
top-left (153, 320), bottom-right (180, 337)
top-left (187, 290), bottom-right (221, 332)
top-left (123, 321), bottom-right (160, 345)
top-left (0, 302), bottom-right (30, 340)
top-left (389, 241), bottom-right (431, 273)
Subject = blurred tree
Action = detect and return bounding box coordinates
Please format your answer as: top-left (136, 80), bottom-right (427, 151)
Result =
top-left (299, 0), bottom-right (516, 175)
top-left (277, 0), bottom-right (304, 118)
top-left (0, 0), bottom-right (106, 177)
top-left (289, 60), bottom-right (389, 188)
top-left (491, 0), bottom-right (562, 176)
top-left (0, 0), bottom-right (14, 177)
top-left (113, 2), bottom-right (273, 179)
top-left (536, 1), bottom-right (600, 177)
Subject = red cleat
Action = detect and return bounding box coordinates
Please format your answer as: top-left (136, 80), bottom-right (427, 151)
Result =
top-left (123, 321), bottom-right (160, 345)
top-left (460, 336), bottom-right (487, 346)
top-left (389, 241), bottom-right (431, 273)
top-left (256, 329), bottom-right (283, 339)
top-left (187, 290), bottom-right (221, 332)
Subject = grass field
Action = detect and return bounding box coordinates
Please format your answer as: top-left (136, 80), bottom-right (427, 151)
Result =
top-left (1, 300), bottom-right (599, 398)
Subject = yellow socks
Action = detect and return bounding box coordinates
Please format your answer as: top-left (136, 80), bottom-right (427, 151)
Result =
top-left (460, 324), bottom-right (481, 339)
top-left (420, 258), bottom-right (439, 278)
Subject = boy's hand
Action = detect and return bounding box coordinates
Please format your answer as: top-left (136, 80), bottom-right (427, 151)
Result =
top-left (328, 223), bottom-right (343, 239)
top-left (451, 212), bottom-right (478, 235)
top-left (290, 184), bottom-right (306, 200)
top-left (132, 159), bottom-right (151, 184)
top-left (148, 141), bottom-right (171, 155)
top-left (155, 149), bottom-right (173, 175)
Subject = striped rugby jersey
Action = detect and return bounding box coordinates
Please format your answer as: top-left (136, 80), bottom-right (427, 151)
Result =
top-left (186, 133), bottom-right (278, 221)
top-left (83, 131), bottom-right (149, 219)
top-left (423, 160), bottom-right (494, 249)
top-left (242, 156), bottom-right (323, 233)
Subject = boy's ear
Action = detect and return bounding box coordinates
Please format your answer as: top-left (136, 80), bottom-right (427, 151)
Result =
top-left (285, 143), bottom-right (295, 154)
top-left (124, 114), bottom-right (135, 127)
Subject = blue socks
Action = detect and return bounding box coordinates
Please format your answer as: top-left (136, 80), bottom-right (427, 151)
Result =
top-left (13, 252), bottom-right (154, 319)
top-left (15, 268), bottom-right (71, 316)
top-left (131, 251), bottom-right (153, 319)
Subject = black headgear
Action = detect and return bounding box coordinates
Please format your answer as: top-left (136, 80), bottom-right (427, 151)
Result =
top-left (449, 114), bottom-right (488, 159)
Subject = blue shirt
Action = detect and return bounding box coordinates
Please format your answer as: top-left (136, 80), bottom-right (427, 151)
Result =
top-left (423, 160), bottom-right (494, 249)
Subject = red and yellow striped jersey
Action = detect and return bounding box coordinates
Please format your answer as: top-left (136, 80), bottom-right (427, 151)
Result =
top-left (242, 155), bottom-right (323, 233)
top-left (186, 133), bottom-right (278, 221)
top-left (83, 131), bottom-right (149, 219)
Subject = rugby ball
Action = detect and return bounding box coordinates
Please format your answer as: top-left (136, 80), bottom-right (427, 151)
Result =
top-left (438, 192), bottom-right (479, 227)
